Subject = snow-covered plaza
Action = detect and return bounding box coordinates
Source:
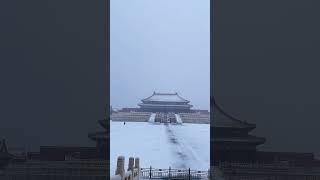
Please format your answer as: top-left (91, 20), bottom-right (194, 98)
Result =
top-left (110, 121), bottom-right (210, 175)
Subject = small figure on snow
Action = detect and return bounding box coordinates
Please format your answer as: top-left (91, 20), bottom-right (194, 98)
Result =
top-left (124, 121), bottom-right (126, 125)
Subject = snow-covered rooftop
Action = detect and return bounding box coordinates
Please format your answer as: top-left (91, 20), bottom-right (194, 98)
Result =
top-left (142, 92), bottom-right (189, 103)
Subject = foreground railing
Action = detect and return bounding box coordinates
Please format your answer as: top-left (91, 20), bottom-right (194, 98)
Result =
top-left (140, 167), bottom-right (209, 179)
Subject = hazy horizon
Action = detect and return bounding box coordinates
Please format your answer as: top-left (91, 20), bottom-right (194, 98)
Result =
top-left (110, 0), bottom-right (210, 110)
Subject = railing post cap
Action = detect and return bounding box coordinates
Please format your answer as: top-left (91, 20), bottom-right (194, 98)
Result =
top-left (118, 156), bottom-right (125, 159)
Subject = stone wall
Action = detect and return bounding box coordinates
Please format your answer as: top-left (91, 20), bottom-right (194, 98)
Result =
top-left (179, 113), bottom-right (210, 124)
top-left (1, 160), bottom-right (108, 180)
top-left (111, 112), bottom-right (151, 122)
top-left (211, 162), bottom-right (320, 180)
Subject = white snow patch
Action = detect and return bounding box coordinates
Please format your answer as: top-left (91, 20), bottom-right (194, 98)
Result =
top-left (110, 122), bottom-right (174, 175)
top-left (168, 124), bottom-right (209, 170)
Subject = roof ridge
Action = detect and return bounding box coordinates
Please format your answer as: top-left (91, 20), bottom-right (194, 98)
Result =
top-left (154, 92), bottom-right (178, 95)
top-left (141, 92), bottom-right (190, 103)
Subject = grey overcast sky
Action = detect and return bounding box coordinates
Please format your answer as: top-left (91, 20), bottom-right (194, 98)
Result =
top-left (110, 0), bottom-right (210, 110)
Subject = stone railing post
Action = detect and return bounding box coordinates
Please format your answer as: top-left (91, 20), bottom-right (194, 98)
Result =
top-left (115, 156), bottom-right (125, 178)
top-left (134, 157), bottom-right (140, 169)
top-left (134, 157), bottom-right (140, 180)
top-left (128, 157), bottom-right (134, 171)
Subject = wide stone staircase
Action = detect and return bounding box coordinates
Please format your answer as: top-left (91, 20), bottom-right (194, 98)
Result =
top-left (178, 113), bottom-right (210, 124)
top-left (111, 112), bottom-right (152, 122)
top-left (154, 113), bottom-right (177, 124)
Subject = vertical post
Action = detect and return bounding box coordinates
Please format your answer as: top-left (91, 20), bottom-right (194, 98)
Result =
top-left (149, 166), bottom-right (152, 178)
top-left (188, 168), bottom-right (191, 180)
top-left (169, 166), bottom-right (171, 179)
top-left (134, 157), bottom-right (140, 178)
top-left (134, 158), bottom-right (140, 169)
top-left (132, 168), bottom-right (134, 180)
top-left (128, 157), bottom-right (134, 171)
top-left (115, 156), bottom-right (125, 178)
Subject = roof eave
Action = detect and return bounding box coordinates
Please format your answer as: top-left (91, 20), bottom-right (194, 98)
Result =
top-left (212, 125), bottom-right (256, 130)
top-left (212, 96), bottom-right (257, 129)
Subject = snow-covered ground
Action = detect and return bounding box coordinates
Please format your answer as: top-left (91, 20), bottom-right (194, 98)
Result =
top-left (110, 121), bottom-right (210, 175)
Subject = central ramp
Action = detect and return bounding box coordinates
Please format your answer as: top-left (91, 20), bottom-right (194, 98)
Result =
top-left (175, 114), bottom-right (183, 124)
top-left (149, 113), bottom-right (156, 123)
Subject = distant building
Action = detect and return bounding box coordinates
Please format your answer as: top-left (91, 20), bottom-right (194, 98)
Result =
top-left (118, 108), bottom-right (140, 112)
top-left (138, 92), bottom-right (193, 113)
top-left (111, 92), bottom-right (210, 124)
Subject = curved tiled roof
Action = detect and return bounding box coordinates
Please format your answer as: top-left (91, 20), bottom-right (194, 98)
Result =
top-left (142, 92), bottom-right (190, 103)
top-left (138, 103), bottom-right (192, 108)
top-left (212, 96), bottom-right (256, 129)
top-left (98, 119), bottom-right (107, 129)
